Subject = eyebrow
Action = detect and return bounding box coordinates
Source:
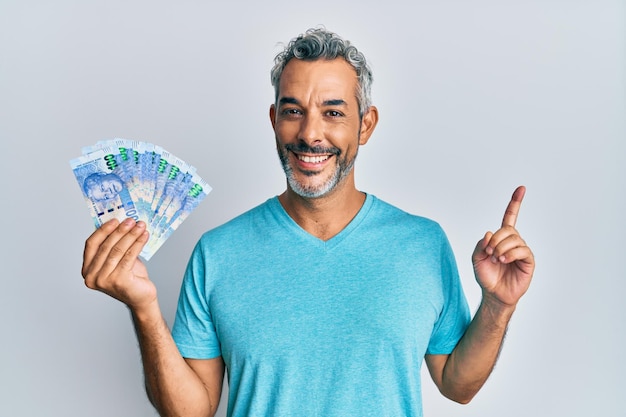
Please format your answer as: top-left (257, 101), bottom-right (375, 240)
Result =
top-left (278, 97), bottom-right (299, 106)
top-left (278, 97), bottom-right (347, 107)
top-left (323, 99), bottom-right (347, 106)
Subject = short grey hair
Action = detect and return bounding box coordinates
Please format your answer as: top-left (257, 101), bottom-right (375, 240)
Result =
top-left (270, 27), bottom-right (373, 116)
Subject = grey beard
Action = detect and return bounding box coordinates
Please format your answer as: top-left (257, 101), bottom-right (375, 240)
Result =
top-left (277, 143), bottom-right (357, 199)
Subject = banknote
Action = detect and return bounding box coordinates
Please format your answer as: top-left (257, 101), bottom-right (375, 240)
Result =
top-left (147, 175), bottom-right (212, 255)
top-left (71, 139), bottom-right (211, 261)
top-left (70, 147), bottom-right (141, 227)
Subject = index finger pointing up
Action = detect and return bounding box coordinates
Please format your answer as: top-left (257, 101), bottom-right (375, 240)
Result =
top-left (502, 185), bottom-right (527, 228)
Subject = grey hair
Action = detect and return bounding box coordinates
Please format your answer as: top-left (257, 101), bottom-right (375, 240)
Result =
top-left (270, 27), bottom-right (373, 117)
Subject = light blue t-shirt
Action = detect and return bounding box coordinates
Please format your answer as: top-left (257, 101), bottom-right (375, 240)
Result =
top-left (172, 194), bottom-right (471, 417)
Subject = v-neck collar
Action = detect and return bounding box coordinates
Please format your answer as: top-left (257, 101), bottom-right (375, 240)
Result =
top-left (268, 193), bottom-right (375, 251)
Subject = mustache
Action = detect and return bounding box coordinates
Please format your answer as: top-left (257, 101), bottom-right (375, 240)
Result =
top-left (284, 143), bottom-right (341, 156)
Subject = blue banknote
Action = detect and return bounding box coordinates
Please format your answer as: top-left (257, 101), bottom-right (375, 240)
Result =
top-left (70, 147), bottom-right (141, 226)
top-left (71, 139), bottom-right (211, 261)
top-left (147, 175), bottom-right (212, 255)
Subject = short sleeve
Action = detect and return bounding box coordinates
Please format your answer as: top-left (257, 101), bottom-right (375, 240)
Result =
top-left (426, 231), bottom-right (471, 355)
top-left (171, 240), bottom-right (222, 359)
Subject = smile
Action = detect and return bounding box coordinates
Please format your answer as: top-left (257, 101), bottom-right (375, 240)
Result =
top-left (297, 154), bottom-right (331, 163)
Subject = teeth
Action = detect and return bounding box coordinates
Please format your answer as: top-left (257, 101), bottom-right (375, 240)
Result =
top-left (298, 154), bottom-right (330, 163)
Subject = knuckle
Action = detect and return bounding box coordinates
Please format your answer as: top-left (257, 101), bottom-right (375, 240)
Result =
top-left (81, 264), bottom-right (94, 281)
top-left (108, 244), bottom-right (126, 259)
top-left (83, 271), bottom-right (100, 290)
top-left (110, 279), bottom-right (128, 296)
top-left (84, 278), bottom-right (97, 290)
top-left (84, 238), bottom-right (97, 252)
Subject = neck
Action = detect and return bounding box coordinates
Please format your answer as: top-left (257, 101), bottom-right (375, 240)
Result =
top-left (278, 178), bottom-right (366, 241)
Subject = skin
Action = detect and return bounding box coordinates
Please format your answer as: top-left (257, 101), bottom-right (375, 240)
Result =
top-left (269, 58), bottom-right (379, 239)
top-left (81, 57), bottom-right (534, 415)
top-left (425, 185), bottom-right (534, 403)
top-left (82, 219), bottom-right (224, 416)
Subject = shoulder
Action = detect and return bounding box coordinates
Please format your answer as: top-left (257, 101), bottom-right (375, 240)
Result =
top-left (195, 197), bottom-right (279, 248)
top-left (367, 194), bottom-right (446, 237)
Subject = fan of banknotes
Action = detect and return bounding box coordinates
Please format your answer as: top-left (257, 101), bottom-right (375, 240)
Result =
top-left (70, 138), bottom-right (212, 261)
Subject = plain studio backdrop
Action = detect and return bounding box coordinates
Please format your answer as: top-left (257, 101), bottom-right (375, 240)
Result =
top-left (1, 1), bottom-right (624, 416)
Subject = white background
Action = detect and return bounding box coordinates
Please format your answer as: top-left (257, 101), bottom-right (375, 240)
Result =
top-left (1, 1), bottom-right (624, 416)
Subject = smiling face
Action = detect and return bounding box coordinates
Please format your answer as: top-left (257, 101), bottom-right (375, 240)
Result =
top-left (270, 58), bottom-right (378, 199)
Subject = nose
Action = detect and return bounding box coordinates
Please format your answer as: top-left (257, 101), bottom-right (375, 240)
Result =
top-left (298, 112), bottom-right (323, 146)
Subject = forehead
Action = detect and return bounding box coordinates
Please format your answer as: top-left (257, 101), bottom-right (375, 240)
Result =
top-left (278, 58), bottom-right (359, 103)
top-left (102, 174), bottom-right (121, 183)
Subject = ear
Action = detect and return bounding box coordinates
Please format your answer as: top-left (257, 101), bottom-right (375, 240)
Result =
top-left (358, 105), bottom-right (379, 146)
top-left (269, 104), bottom-right (277, 131)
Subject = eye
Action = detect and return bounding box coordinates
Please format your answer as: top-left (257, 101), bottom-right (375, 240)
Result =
top-left (325, 110), bottom-right (344, 118)
top-left (281, 108), bottom-right (302, 116)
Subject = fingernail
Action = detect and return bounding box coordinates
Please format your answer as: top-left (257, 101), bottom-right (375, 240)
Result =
top-left (490, 256), bottom-right (498, 264)
top-left (485, 246), bottom-right (493, 255)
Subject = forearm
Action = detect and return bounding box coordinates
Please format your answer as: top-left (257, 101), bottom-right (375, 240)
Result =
top-left (131, 301), bottom-right (215, 417)
top-left (440, 297), bottom-right (515, 403)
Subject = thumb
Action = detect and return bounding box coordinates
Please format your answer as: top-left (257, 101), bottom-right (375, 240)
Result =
top-left (473, 231), bottom-right (492, 263)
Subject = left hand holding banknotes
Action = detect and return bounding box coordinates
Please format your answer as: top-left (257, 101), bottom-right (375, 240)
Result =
top-left (70, 138), bottom-right (212, 261)
top-left (82, 218), bottom-right (156, 311)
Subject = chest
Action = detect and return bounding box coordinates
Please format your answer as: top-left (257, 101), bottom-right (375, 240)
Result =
top-left (207, 245), bottom-right (445, 365)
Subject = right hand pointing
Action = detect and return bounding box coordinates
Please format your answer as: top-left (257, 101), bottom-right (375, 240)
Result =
top-left (82, 218), bottom-right (156, 312)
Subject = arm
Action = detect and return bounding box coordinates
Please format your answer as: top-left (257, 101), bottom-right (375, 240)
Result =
top-left (425, 186), bottom-right (535, 404)
top-left (424, 297), bottom-right (514, 404)
top-left (82, 218), bottom-right (224, 417)
top-left (132, 302), bottom-right (224, 416)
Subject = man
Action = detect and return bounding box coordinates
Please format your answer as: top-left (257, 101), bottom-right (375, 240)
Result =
top-left (82, 28), bottom-right (535, 417)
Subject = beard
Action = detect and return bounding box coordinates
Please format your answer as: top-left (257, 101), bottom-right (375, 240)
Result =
top-left (277, 141), bottom-right (358, 199)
